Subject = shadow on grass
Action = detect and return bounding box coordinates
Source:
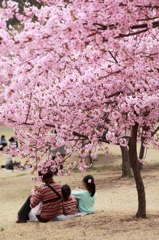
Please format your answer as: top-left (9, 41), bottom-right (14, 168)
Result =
top-left (0, 172), bottom-right (27, 180)
top-left (73, 164), bottom-right (122, 173)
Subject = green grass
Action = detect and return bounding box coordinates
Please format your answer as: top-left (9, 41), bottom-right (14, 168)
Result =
top-left (97, 152), bottom-right (121, 158)
top-left (89, 165), bottom-right (114, 172)
top-left (0, 172), bottom-right (28, 180)
top-left (73, 164), bottom-right (122, 173)
top-left (90, 165), bottom-right (122, 172)
top-left (16, 173), bottom-right (27, 177)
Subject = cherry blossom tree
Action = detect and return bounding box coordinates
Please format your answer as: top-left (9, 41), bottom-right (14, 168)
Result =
top-left (1, 0), bottom-right (159, 218)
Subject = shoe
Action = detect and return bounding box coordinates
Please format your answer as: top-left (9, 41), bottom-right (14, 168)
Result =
top-left (16, 219), bottom-right (27, 223)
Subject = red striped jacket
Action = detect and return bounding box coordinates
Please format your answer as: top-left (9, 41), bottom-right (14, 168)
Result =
top-left (63, 196), bottom-right (78, 215)
top-left (30, 181), bottom-right (63, 221)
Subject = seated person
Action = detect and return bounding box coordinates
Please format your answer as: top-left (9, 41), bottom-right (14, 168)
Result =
top-left (0, 135), bottom-right (7, 151)
top-left (71, 175), bottom-right (96, 214)
top-left (9, 137), bottom-right (17, 149)
top-left (53, 175), bottom-right (96, 222)
top-left (16, 169), bottom-right (63, 223)
top-left (1, 155), bottom-right (21, 170)
top-left (62, 184), bottom-right (78, 215)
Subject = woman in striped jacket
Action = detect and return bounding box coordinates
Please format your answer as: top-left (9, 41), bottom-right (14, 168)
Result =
top-left (16, 171), bottom-right (63, 223)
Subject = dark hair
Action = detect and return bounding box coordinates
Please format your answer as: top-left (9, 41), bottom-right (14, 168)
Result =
top-left (61, 184), bottom-right (71, 201)
top-left (38, 170), bottom-right (54, 184)
top-left (83, 175), bottom-right (96, 197)
top-left (9, 137), bottom-right (15, 142)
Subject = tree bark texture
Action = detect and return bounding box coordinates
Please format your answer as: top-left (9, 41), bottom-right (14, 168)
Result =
top-left (129, 123), bottom-right (146, 218)
top-left (120, 146), bottom-right (131, 177)
top-left (139, 137), bottom-right (145, 170)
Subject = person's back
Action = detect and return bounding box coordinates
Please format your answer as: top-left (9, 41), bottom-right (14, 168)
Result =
top-left (62, 184), bottom-right (78, 215)
top-left (71, 175), bottom-right (96, 214)
top-left (71, 189), bottom-right (96, 213)
top-left (5, 156), bottom-right (14, 170)
top-left (63, 196), bottom-right (78, 215)
top-left (0, 135), bottom-right (7, 150)
top-left (9, 137), bottom-right (17, 149)
top-left (30, 180), bottom-right (63, 221)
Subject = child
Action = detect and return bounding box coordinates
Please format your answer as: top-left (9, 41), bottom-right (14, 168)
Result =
top-left (71, 175), bottom-right (96, 214)
top-left (62, 184), bottom-right (78, 215)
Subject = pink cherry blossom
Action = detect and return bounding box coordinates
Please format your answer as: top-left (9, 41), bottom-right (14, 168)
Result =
top-left (0, 0), bottom-right (159, 177)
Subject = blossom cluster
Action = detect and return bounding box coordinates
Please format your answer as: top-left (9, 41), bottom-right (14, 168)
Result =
top-left (0, 0), bottom-right (159, 174)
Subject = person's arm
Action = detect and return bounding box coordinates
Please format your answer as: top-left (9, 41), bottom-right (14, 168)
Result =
top-left (71, 189), bottom-right (83, 199)
top-left (30, 186), bottom-right (43, 208)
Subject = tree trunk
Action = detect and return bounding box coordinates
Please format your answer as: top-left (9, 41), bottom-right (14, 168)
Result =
top-left (120, 146), bottom-right (131, 177)
top-left (139, 125), bottom-right (150, 170)
top-left (88, 150), bottom-right (93, 165)
top-left (139, 137), bottom-right (145, 170)
top-left (128, 123), bottom-right (146, 218)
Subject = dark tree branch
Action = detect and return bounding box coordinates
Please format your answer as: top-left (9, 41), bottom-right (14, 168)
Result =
top-left (24, 93), bottom-right (32, 124)
top-left (107, 91), bottom-right (123, 98)
top-left (109, 51), bottom-right (118, 64)
top-left (98, 70), bottom-right (121, 80)
top-left (115, 29), bottom-right (148, 39)
top-left (152, 125), bottom-right (159, 136)
top-left (73, 131), bottom-right (89, 139)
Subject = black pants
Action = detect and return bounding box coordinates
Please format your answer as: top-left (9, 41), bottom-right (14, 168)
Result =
top-left (17, 196), bottom-right (31, 221)
top-left (17, 196), bottom-right (48, 222)
top-left (0, 143), bottom-right (7, 151)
